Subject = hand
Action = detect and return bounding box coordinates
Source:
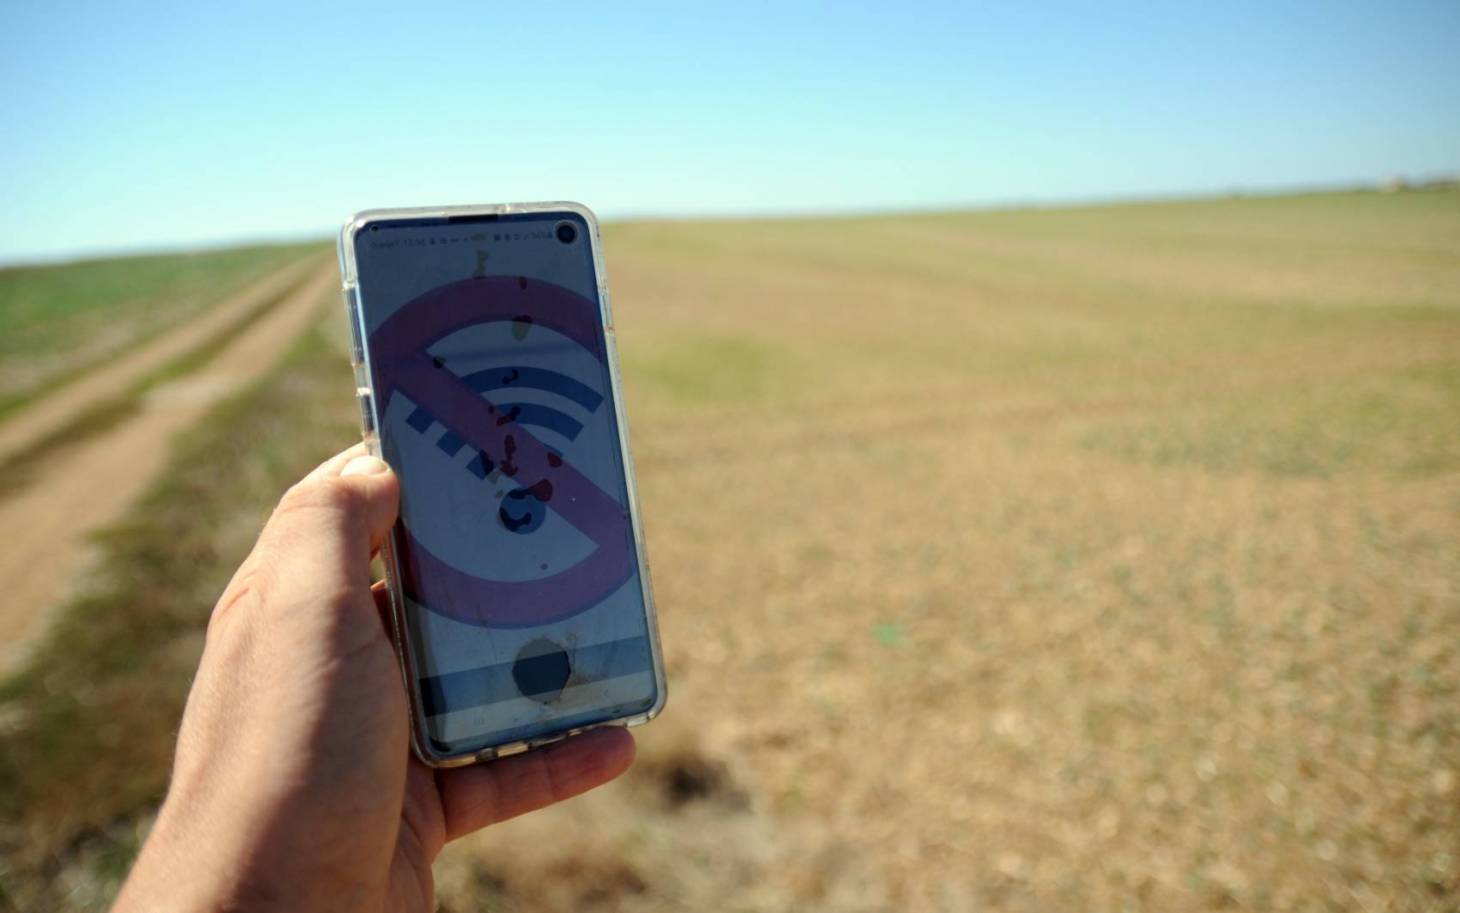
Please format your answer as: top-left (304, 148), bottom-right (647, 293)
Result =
top-left (113, 445), bottom-right (635, 913)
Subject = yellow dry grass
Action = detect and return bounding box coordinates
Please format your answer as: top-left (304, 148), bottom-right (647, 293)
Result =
top-left (3, 189), bottom-right (1456, 912)
top-left (437, 190), bottom-right (1460, 911)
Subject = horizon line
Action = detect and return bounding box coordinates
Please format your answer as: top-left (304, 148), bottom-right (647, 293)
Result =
top-left (4, 174), bottom-right (1456, 270)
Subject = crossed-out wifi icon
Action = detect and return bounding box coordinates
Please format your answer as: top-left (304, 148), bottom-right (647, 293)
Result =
top-left (370, 274), bottom-right (634, 627)
top-left (403, 362), bottom-right (605, 535)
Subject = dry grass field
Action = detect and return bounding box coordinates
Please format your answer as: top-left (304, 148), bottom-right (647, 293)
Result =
top-left (1, 189), bottom-right (1457, 911)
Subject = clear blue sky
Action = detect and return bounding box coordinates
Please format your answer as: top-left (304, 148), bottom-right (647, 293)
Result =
top-left (2, 1), bottom-right (1457, 263)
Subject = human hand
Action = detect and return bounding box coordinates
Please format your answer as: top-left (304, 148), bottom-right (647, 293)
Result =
top-left (113, 444), bottom-right (635, 913)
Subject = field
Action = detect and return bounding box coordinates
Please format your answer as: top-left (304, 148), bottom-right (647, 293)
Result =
top-left (1, 189), bottom-right (1457, 911)
top-left (0, 244), bottom-right (318, 418)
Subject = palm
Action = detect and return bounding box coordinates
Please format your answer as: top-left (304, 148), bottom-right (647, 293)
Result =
top-left (385, 763), bottom-right (447, 913)
top-left (383, 728), bottom-right (634, 912)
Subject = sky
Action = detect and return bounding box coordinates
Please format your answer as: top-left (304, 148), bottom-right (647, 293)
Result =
top-left (2, 1), bottom-right (1457, 264)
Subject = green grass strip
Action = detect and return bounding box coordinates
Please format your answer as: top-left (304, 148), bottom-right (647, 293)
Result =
top-left (0, 322), bottom-right (357, 909)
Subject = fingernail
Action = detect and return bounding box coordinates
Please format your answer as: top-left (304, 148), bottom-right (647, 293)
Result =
top-left (341, 455), bottom-right (389, 477)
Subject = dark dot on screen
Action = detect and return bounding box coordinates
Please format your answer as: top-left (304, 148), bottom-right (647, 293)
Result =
top-left (517, 276), bottom-right (528, 290)
top-left (498, 505), bottom-right (534, 533)
top-left (431, 355), bottom-right (445, 369)
top-left (547, 452), bottom-right (563, 468)
top-left (540, 563), bottom-right (548, 571)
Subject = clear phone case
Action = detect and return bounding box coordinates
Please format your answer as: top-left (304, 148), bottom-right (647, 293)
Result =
top-left (338, 202), bottom-right (666, 767)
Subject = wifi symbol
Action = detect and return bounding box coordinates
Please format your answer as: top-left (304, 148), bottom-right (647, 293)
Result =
top-left (403, 362), bottom-right (605, 535)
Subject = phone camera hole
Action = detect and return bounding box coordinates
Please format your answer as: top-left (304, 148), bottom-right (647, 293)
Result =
top-left (554, 221), bottom-right (578, 245)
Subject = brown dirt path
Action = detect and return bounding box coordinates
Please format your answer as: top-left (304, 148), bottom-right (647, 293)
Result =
top-left (0, 256), bottom-right (321, 469)
top-left (0, 262), bottom-right (337, 670)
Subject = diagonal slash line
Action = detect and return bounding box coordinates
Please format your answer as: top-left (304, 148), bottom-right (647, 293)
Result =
top-left (389, 352), bottom-right (626, 545)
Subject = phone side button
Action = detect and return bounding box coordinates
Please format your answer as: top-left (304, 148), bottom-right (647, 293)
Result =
top-left (357, 391), bottom-right (377, 436)
top-left (342, 287), bottom-right (365, 364)
top-left (600, 289), bottom-right (615, 330)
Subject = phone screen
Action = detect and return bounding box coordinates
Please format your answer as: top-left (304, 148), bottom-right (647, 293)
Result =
top-left (352, 210), bottom-right (658, 756)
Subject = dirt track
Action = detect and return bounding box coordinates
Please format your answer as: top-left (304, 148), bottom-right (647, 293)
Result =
top-left (0, 261), bottom-right (335, 670)
top-left (0, 257), bottom-right (321, 468)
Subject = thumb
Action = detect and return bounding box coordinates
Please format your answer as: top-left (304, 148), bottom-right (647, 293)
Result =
top-left (208, 447), bottom-right (399, 635)
top-left (264, 448), bottom-right (400, 581)
top-left (337, 453), bottom-right (400, 552)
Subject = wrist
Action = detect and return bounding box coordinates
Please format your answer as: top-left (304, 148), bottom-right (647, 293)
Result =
top-left (114, 790), bottom-right (373, 913)
top-left (112, 813), bottom-right (234, 913)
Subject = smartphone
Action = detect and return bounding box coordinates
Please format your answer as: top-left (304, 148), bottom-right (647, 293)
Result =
top-left (338, 202), bottom-right (665, 766)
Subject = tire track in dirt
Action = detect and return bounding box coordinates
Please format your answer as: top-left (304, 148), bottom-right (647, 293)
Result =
top-left (0, 262), bottom-right (337, 671)
top-left (0, 256), bottom-right (321, 469)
